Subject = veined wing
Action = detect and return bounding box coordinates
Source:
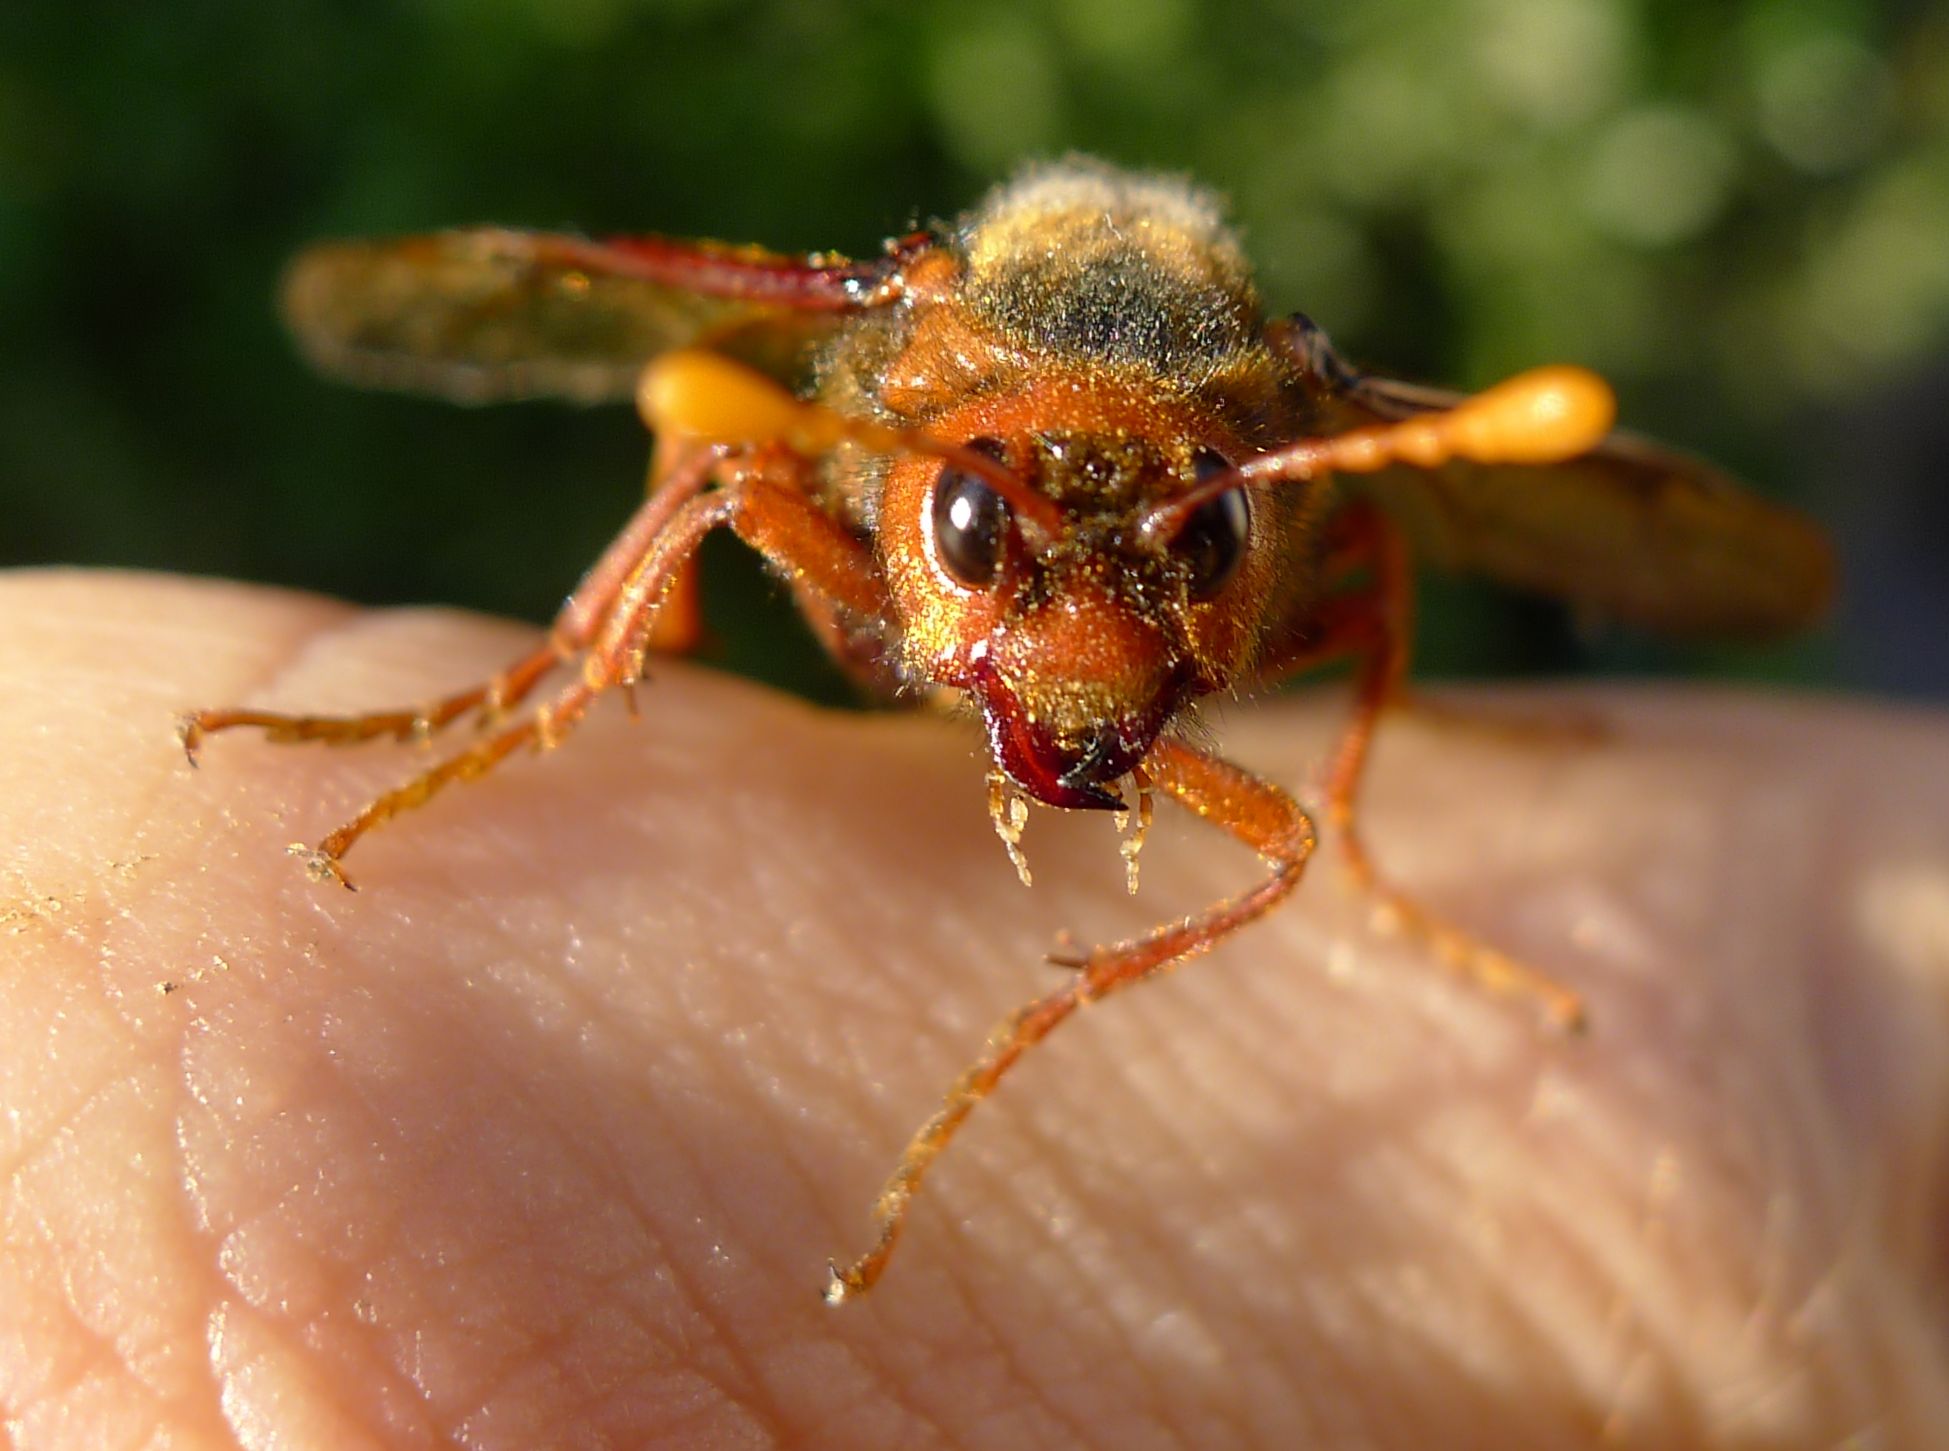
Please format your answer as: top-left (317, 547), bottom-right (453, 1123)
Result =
top-left (280, 229), bottom-right (923, 406)
top-left (1281, 321), bottom-right (1834, 639)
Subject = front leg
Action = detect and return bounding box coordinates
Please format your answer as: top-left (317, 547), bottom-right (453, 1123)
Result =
top-left (826, 736), bottom-right (1316, 1303)
top-left (177, 443), bottom-right (732, 761)
top-left (183, 446), bottom-right (888, 888)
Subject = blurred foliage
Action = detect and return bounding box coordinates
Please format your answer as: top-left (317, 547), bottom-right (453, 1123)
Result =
top-left (3, 0), bottom-right (1945, 697)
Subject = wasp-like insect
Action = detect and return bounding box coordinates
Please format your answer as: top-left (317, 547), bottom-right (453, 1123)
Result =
top-left (181, 159), bottom-right (1831, 1301)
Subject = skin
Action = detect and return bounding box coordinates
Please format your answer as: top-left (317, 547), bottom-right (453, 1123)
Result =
top-left (2, 567), bottom-right (1946, 1451)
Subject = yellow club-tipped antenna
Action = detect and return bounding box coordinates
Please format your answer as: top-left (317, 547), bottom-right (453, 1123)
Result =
top-left (1142, 365), bottom-right (1617, 544)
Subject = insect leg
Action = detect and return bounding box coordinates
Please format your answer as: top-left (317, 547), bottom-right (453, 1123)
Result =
top-left (178, 444), bottom-right (729, 762)
top-left (279, 451), bottom-right (886, 888)
top-left (280, 475), bottom-right (738, 887)
top-left (637, 435), bottom-right (708, 656)
top-left (1264, 504), bottom-right (1586, 1030)
top-left (825, 736), bottom-right (1315, 1305)
top-left (570, 452), bottom-right (885, 713)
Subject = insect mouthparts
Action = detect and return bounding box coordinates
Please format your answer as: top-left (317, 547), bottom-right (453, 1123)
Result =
top-left (1056, 721), bottom-right (1139, 790)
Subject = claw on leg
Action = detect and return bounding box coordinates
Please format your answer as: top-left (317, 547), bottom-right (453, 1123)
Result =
top-left (288, 843), bottom-right (356, 892)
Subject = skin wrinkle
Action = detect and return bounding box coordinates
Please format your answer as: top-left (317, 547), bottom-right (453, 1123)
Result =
top-left (1652, 998), bottom-right (1894, 1427)
top-left (990, 1306), bottom-right (1167, 1451)
top-left (1062, 1209), bottom-right (1255, 1451)
top-left (639, 916), bottom-right (884, 1302)
top-left (677, 893), bottom-right (914, 1141)
top-left (969, 1160), bottom-right (1187, 1451)
top-left (1564, 1096), bottom-right (1785, 1432)
top-left (1813, 828), bottom-right (1948, 1289)
top-left (1496, 760), bottom-right (1863, 1404)
top-left (1332, 1160), bottom-right (1503, 1440)
top-left (193, 1095), bottom-right (448, 1436)
top-left (6, 723), bottom-right (235, 918)
top-left (270, 865), bottom-right (764, 1419)
top-left (5, 1055), bottom-right (139, 1232)
top-left (1277, 1072), bottom-right (1449, 1415)
top-left (418, 1250), bottom-right (579, 1432)
top-left (1468, 1193), bottom-right (1652, 1441)
top-left (226, 1260), bottom-right (439, 1447)
top-left (454, 1235), bottom-right (718, 1444)
top-left (207, 1297), bottom-right (394, 1450)
top-left (623, 940), bottom-right (944, 1438)
top-left (1739, 990), bottom-right (1886, 1412)
top-left (885, 1204), bottom-right (1101, 1451)
top-left (7, 949), bottom-right (226, 1434)
top-left (978, 1194), bottom-right (1168, 1450)
top-left (1752, 1258), bottom-right (1860, 1434)
top-left (1219, 1237), bottom-right (1341, 1447)
top-left (1182, 1102), bottom-right (1347, 1440)
top-left (1004, 1018), bottom-right (1273, 1448)
top-left (1203, 1082), bottom-right (1385, 1447)
top-left (494, 1313), bottom-right (656, 1447)
top-left (3, 1229), bottom-right (131, 1433)
top-left (1441, 1263), bottom-right (1591, 1445)
top-left (1744, 1138), bottom-right (1862, 1416)
top-left (761, 1344), bottom-right (939, 1451)
top-left (1574, 1158), bottom-right (1709, 1431)
top-left (1460, 1121), bottom-right (1660, 1391)
top-left (616, 1049), bottom-right (805, 1445)
top-left (1037, 1138), bottom-right (1233, 1446)
top-left (839, 1268), bottom-right (999, 1451)
top-left (157, 651), bottom-right (784, 1440)
top-left (196, 1002), bottom-right (448, 1354)
top-left (482, 1089), bottom-right (769, 1438)
top-left (1289, 1082), bottom-right (1577, 1439)
top-left (647, 1392), bottom-right (778, 1451)
top-left (34, 705), bottom-right (822, 1451)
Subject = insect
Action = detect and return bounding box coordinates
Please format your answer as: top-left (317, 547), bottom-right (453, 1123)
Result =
top-left (181, 159), bottom-right (1832, 1302)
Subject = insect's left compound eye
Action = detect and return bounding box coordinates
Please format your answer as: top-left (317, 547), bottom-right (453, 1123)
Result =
top-left (931, 438), bottom-right (1013, 588)
top-left (1176, 449), bottom-right (1251, 600)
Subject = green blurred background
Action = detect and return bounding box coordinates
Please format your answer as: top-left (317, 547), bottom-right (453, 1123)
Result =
top-left (4, 0), bottom-right (1946, 700)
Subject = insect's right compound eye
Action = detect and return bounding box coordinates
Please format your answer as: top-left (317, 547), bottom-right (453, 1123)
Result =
top-left (931, 437), bottom-right (1014, 588)
top-left (1176, 448), bottom-right (1251, 601)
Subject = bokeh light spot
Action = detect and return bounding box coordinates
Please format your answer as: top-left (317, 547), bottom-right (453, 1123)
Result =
top-left (926, 13), bottom-right (1067, 173)
top-left (1582, 105), bottom-right (1736, 247)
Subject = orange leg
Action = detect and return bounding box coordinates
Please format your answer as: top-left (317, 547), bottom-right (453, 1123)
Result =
top-left (641, 434), bottom-right (708, 655)
top-left (826, 736), bottom-right (1317, 1304)
top-left (1263, 506), bottom-right (1586, 1030)
top-left (187, 448), bottom-right (885, 888)
top-left (178, 444), bottom-right (730, 761)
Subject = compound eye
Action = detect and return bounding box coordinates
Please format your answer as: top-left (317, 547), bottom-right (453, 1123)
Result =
top-left (931, 437), bottom-right (1013, 588)
top-left (1176, 449), bottom-right (1250, 600)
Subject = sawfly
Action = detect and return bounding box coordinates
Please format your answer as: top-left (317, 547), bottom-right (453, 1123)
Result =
top-left (182, 159), bottom-right (1832, 1301)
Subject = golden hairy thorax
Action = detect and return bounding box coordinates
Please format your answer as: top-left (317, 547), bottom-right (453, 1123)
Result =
top-left (958, 162), bottom-right (1262, 378)
top-left (820, 161), bottom-right (1304, 538)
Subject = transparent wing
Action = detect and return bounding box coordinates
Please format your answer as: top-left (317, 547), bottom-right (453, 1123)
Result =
top-left (280, 229), bottom-right (920, 406)
top-left (1280, 321), bottom-right (1834, 639)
